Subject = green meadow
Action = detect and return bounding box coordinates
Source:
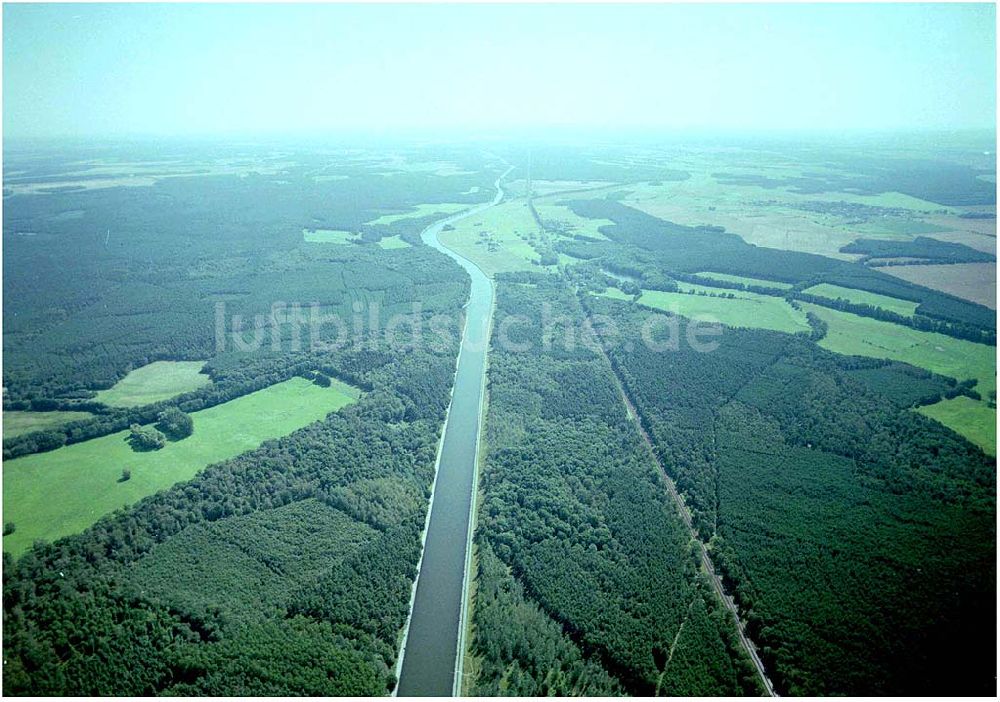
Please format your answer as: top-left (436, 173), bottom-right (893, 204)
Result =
top-left (377, 234), bottom-right (411, 249)
top-left (303, 228), bottom-right (360, 244)
top-left (3, 377), bottom-right (361, 556)
top-left (803, 303), bottom-right (996, 398)
top-left (366, 202), bottom-right (467, 226)
top-left (3, 410), bottom-right (94, 439)
top-left (803, 303), bottom-right (996, 451)
top-left (917, 396), bottom-right (996, 456)
top-left (95, 361), bottom-right (211, 407)
top-left (611, 287), bottom-right (810, 334)
top-left (802, 283), bottom-right (919, 316)
top-left (438, 200), bottom-right (544, 277)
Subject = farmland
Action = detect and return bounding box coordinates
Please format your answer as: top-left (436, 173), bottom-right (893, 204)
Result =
top-left (437, 199), bottom-right (545, 277)
top-left (3, 376), bottom-right (360, 556)
top-left (630, 288), bottom-right (810, 334)
top-left (877, 261), bottom-right (997, 309)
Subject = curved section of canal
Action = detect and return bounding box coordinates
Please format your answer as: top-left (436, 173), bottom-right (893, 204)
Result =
top-left (395, 166), bottom-right (513, 697)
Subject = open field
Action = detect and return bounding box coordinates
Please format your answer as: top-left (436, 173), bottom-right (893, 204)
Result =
top-left (2, 376), bottom-right (361, 556)
top-left (377, 234), bottom-right (411, 249)
top-left (598, 287), bottom-right (633, 301)
top-left (917, 396), bottom-right (996, 456)
top-left (613, 173), bottom-right (960, 259)
top-left (367, 202), bottom-right (467, 226)
top-left (509, 179), bottom-right (615, 198)
top-left (3, 157), bottom-right (296, 196)
top-left (438, 200), bottom-right (545, 277)
top-left (876, 262), bottom-right (996, 309)
top-left (303, 228), bottom-right (360, 244)
top-left (802, 303), bottom-right (996, 400)
top-left (695, 271), bottom-right (794, 289)
top-left (850, 218), bottom-right (948, 237)
top-left (533, 201), bottom-right (613, 240)
top-left (802, 283), bottom-right (920, 316)
top-left (2, 410), bottom-right (94, 439)
top-left (618, 176), bottom-right (868, 259)
top-left (95, 361), bottom-right (211, 407)
top-left (922, 228), bottom-right (997, 254)
top-left (599, 286), bottom-right (810, 334)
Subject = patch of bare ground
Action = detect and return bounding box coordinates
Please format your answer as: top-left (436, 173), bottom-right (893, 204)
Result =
top-left (876, 262), bottom-right (997, 309)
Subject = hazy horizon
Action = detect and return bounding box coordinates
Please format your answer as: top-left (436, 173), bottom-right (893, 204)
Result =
top-left (4, 3), bottom-right (996, 140)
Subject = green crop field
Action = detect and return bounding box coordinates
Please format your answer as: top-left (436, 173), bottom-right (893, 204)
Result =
top-left (3, 410), bottom-right (94, 439)
top-left (2, 377), bottom-right (361, 556)
top-left (695, 271), bottom-right (794, 289)
top-left (95, 361), bottom-right (211, 407)
top-left (917, 396), bottom-right (996, 456)
top-left (803, 303), bottom-right (996, 400)
top-left (629, 288), bottom-right (810, 334)
top-left (802, 283), bottom-right (920, 316)
top-left (367, 202), bottom-right (467, 226)
top-left (377, 234), bottom-right (411, 249)
top-left (303, 228), bottom-right (360, 244)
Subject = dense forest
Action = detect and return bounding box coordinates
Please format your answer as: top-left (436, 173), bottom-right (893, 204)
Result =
top-left (841, 235), bottom-right (996, 263)
top-left (2, 144), bottom-right (495, 406)
top-left (1, 145), bottom-right (492, 695)
top-left (467, 277), bottom-right (762, 696)
top-left (585, 294), bottom-right (995, 694)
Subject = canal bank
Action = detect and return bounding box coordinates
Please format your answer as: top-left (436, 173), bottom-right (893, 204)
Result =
top-left (395, 167), bottom-right (513, 697)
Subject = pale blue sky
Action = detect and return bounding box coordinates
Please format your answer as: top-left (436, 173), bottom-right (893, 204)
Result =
top-left (3, 3), bottom-right (996, 138)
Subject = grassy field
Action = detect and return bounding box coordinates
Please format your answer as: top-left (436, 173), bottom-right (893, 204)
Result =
top-left (3, 377), bottom-right (361, 556)
top-left (95, 361), bottom-right (211, 407)
top-left (598, 287), bottom-right (633, 301)
top-left (917, 396), bottom-right (996, 456)
top-left (3, 410), bottom-right (93, 439)
top-left (803, 303), bottom-right (996, 399)
top-left (694, 271), bottom-right (793, 289)
top-left (802, 283), bottom-right (920, 316)
top-left (367, 202), bottom-right (467, 226)
top-left (533, 201), bottom-right (613, 240)
top-left (377, 234), bottom-right (411, 249)
top-left (614, 173), bottom-right (950, 260)
top-left (600, 287), bottom-right (810, 334)
top-left (803, 301), bottom-right (997, 451)
top-left (438, 200), bottom-right (545, 277)
top-left (303, 228), bottom-right (360, 244)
